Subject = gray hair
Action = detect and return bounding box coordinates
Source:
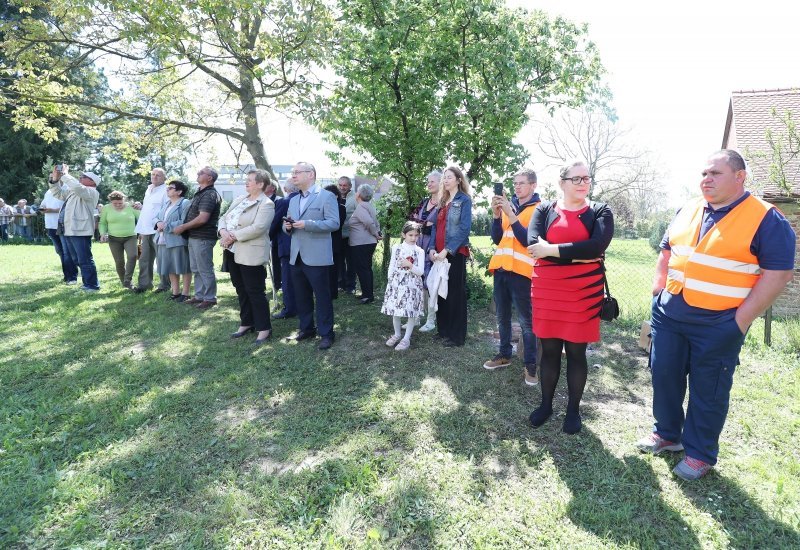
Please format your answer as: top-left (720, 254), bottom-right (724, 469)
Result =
top-left (283, 180), bottom-right (298, 194)
top-left (357, 183), bottom-right (375, 202)
top-left (712, 149), bottom-right (747, 173)
top-left (559, 161), bottom-right (587, 181)
top-left (151, 167), bottom-right (166, 178)
top-left (204, 166), bottom-right (219, 183)
top-left (426, 170), bottom-right (442, 180)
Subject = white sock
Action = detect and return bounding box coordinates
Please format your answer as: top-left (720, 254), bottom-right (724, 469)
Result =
top-left (392, 316), bottom-right (402, 337)
top-left (404, 317), bottom-right (416, 341)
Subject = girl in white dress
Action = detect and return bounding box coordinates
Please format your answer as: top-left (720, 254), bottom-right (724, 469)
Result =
top-left (381, 221), bottom-right (425, 350)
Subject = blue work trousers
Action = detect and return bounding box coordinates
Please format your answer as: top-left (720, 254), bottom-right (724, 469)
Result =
top-left (650, 302), bottom-right (745, 465)
top-left (493, 270), bottom-right (537, 366)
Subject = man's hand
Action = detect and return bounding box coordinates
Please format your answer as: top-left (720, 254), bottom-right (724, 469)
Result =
top-left (173, 224), bottom-right (185, 235)
top-left (491, 195), bottom-right (503, 218)
top-left (291, 220), bottom-right (306, 230)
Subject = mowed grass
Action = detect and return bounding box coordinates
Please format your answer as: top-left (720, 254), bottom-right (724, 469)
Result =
top-left (1, 241), bottom-right (799, 548)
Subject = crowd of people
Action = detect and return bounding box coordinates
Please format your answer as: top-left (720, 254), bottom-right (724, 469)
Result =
top-left (34, 148), bottom-right (796, 481)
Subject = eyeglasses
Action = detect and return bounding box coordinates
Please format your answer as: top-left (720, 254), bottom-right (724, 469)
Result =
top-left (562, 176), bottom-right (591, 185)
top-left (290, 170), bottom-right (311, 176)
top-left (167, 185), bottom-right (176, 190)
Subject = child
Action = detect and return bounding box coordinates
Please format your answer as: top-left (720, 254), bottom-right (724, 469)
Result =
top-left (381, 221), bottom-right (426, 350)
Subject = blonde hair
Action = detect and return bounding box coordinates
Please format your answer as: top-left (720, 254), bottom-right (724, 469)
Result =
top-left (438, 166), bottom-right (471, 206)
top-left (107, 191), bottom-right (125, 201)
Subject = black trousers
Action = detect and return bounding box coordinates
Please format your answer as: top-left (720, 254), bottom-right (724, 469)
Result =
top-left (227, 251), bottom-right (272, 332)
top-left (338, 237), bottom-right (356, 291)
top-left (291, 256), bottom-right (335, 338)
top-left (351, 242), bottom-right (377, 299)
top-left (437, 252), bottom-right (467, 345)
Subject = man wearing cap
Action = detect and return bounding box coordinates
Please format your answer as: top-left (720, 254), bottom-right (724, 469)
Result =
top-left (132, 167), bottom-right (170, 293)
top-left (48, 164), bottom-right (101, 291)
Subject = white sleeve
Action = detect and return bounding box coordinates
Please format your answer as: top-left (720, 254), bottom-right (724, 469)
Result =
top-left (409, 246), bottom-right (425, 276)
top-left (387, 244), bottom-right (399, 278)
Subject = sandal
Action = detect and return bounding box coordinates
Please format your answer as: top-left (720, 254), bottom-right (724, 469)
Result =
top-left (394, 338), bottom-right (410, 351)
top-left (386, 335), bottom-right (401, 347)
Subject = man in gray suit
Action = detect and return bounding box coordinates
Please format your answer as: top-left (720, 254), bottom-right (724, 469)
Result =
top-left (283, 162), bottom-right (340, 350)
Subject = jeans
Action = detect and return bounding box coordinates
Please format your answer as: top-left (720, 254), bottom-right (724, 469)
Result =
top-left (64, 235), bottom-right (99, 289)
top-left (493, 270), bottom-right (537, 366)
top-left (14, 224), bottom-right (32, 241)
top-left (47, 228), bottom-right (78, 282)
top-left (188, 238), bottom-right (217, 301)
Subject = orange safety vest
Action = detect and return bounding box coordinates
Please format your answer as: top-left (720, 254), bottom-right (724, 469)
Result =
top-left (665, 195), bottom-right (772, 310)
top-left (488, 201), bottom-right (538, 278)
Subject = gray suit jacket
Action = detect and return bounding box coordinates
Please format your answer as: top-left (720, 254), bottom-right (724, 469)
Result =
top-left (285, 186), bottom-right (340, 266)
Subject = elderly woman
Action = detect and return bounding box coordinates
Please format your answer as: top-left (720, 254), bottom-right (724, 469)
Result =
top-left (410, 170), bottom-right (442, 331)
top-left (218, 169), bottom-right (276, 345)
top-left (99, 190), bottom-right (140, 289)
top-left (155, 180), bottom-right (192, 301)
top-left (348, 183), bottom-right (381, 304)
top-left (526, 160), bottom-right (614, 434)
top-left (428, 166), bottom-right (472, 347)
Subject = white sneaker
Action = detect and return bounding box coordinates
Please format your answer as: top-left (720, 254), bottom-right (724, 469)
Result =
top-left (419, 320), bottom-right (436, 332)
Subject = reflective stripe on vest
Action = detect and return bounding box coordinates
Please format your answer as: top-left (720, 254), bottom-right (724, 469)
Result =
top-left (488, 202), bottom-right (538, 278)
top-left (665, 195), bottom-right (771, 310)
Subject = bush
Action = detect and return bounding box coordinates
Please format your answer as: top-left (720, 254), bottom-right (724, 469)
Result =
top-left (466, 245), bottom-right (493, 308)
top-left (648, 219), bottom-right (669, 253)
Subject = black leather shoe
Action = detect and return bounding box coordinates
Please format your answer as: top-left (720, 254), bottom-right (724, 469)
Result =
top-left (131, 286), bottom-right (146, 294)
top-left (295, 330), bottom-right (317, 341)
top-left (359, 297), bottom-right (374, 304)
top-left (254, 331), bottom-right (272, 346)
top-left (318, 336), bottom-right (334, 350)
top-left (230, 326), bottom-right (255, 339)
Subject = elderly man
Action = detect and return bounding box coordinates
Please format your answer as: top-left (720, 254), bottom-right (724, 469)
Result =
top-left (132, 167), bottom-right (170, 293)
top-left (337, 176), bottom-right (357, 293)
top-left (174, 166), bottom-right (222, 309)
top-left (39, 187), bottom-right (77, 283)
top-left (12, 199), bottom-right (35, 241)
top-left (48, 165), bottom-right (101, 292)
top-left (0, 198), bottom-right (13, 241)
top-left (636, 149), bottom-right (796, 480)
top-left (484, 169), bottom-right (541, 386)
top-left (283, 162), bottom-right (340, 350)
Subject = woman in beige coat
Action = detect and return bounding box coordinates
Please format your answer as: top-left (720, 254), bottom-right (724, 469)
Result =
top-left (218, 170), bottom-right (276, 345)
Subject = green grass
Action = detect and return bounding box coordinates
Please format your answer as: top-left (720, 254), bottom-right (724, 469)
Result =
top-left (1, 242), bottom-right (799, 548)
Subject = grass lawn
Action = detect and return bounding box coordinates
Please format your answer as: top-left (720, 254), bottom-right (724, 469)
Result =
top-left (1, 242), bottom-right (799, 548)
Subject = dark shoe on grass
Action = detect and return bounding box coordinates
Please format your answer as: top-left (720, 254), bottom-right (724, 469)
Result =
top-left (529, 405), bottom-right (553, 428)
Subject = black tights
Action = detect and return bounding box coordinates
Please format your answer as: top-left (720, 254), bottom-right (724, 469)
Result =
top-left (538, 338), bottom-right (588, 414)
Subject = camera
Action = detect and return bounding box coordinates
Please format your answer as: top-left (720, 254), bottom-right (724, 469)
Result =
top-left (493, 181), bottom-right (504, 197)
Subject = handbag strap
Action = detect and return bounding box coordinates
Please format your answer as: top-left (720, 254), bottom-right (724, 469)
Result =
top-left (601, 261), bottom-right (612, 297)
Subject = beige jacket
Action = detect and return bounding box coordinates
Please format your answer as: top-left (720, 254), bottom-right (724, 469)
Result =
top-left (49, 174), bottom-right (100, 236)
top-left (218, 193), bottom-right (275, 266)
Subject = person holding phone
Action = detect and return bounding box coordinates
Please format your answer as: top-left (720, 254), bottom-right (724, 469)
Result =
top-left (410, 170), bottom-right (442, 332)
top-left (484, 169), bottom-right (541, 387)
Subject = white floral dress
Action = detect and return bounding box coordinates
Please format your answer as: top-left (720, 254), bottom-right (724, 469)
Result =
top-left (381, 242), bottom-right (425, 318)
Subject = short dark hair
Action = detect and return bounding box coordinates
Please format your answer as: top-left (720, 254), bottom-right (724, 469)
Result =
top-left (324, 184), bottom-right (341, 200)
top-left (169, 180), bottom-right (188, 197)
top-left (713, 149), bottom-right (747, 172)
top-left (402, 221), bottom-right (421, 235)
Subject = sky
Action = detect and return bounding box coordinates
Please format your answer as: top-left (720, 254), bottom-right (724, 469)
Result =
top-left (202, 0), bottom-right (799, 205)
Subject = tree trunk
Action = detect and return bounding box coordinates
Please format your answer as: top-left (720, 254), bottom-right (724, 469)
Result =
top-left (239, 69), bottom-right (279, 190)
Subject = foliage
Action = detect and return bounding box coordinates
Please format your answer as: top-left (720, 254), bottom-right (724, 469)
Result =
top-left (1, 0), bottom-right (334, 177)
top-left (319, 0), bottom-right (606, 244)
top-left (746, 108), bottom-right (800, 199)
top-left (649, 218), bottom-right (669, 253)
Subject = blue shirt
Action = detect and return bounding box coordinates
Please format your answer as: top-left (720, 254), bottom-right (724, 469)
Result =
top-left (657, 192), bottom-right (796, 324)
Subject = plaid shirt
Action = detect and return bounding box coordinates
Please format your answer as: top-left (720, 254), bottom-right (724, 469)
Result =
top-left (0, 205), bottom-right (13, 225)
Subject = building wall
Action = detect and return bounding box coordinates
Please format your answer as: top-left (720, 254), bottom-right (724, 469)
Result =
top-left (773, 201), bottom-right (800, 316)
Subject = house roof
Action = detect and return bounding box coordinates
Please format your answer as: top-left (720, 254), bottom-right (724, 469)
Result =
top-left (722, 88), bottom-right (800, 201)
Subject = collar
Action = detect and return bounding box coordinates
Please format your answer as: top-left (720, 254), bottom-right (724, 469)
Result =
top-left (301, 184), bottom-right (319, 198)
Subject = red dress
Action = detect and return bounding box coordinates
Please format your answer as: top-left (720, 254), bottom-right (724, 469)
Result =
top-left (531, 205), bottom-right (604, 342)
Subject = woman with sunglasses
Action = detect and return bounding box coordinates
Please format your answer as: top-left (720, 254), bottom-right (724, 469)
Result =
top-left (526, 161), bottom-right (614, 434)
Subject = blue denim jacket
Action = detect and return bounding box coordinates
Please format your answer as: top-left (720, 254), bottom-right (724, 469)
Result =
top-left (429, 191), bottom-right (472, 254)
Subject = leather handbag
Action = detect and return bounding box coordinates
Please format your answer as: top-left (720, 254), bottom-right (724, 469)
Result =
top-left (600, 265), bottom-right (620, 322)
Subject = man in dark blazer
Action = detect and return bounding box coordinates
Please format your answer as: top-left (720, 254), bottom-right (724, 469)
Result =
top-left (282, 162), bottom-right (340, 350)
top-left (270, 178), bottom-right (300, 319)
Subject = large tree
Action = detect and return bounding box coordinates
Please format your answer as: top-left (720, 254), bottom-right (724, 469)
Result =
top-left (319, 0), bottom-right (605, 232)
top-left (1, 0), bottom-right (332, 180)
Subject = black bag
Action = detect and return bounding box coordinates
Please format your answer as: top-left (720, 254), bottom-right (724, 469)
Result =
top-left (220, 249), bottom-right (231, 273)
top-left (600, 266), bottom-right (620, 321)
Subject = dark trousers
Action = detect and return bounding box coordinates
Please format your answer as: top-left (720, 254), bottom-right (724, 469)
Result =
top-left (48, 228), bottom-right (78, 282)
top-left (0, 223), bottom-right (8, 241)
top-left (493, 270), bottom-right (537, 366)
top-left (650, 302), bottom-right (745, 465)
top-left (107, 235), bottom-right (138, 286)
top-left (351, 242), bottom-right (377, 299)
top-left (227, 251), bottom-right (272, 332)
top-left (279, 256), bottom-right (296, 315)
top-left (271, 241), bottom-right (281, 291)
top-left (329, 250), bottom-right (343, 298)
top-left (291, 256), bottom-right (335, 338)
top-left (437, 253), bottom-right (467, 345)
top-left (338, 237), bottom-right (356, 291)
top-left (64, 235), bottom-right (99, 289)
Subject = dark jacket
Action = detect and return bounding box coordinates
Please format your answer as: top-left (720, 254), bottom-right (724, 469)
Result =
top-left (527, 200), bottom-right (614, 263)
top-left (269, 191), bottom-right (299, 258)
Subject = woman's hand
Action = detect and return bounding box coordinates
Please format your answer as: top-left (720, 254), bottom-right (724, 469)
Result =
top-left (156, 221), bottom-right (165, 231)
top-left (527, 238), bottom-right (557, 260)
top-left (100, 235), bottom-right (108, 243)
top-left (433, 249), bottom-right (448, 261)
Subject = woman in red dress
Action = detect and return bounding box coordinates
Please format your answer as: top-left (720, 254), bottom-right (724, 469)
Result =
top-left (526, 161), bottom-right (614, 434)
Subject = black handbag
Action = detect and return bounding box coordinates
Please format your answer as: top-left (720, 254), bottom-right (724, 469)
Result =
top-left (600, 266), bottom-right (620, 321)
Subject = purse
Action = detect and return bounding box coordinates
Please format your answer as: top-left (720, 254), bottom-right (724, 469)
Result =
top-left (600, 265), bottom-right (620, 322)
